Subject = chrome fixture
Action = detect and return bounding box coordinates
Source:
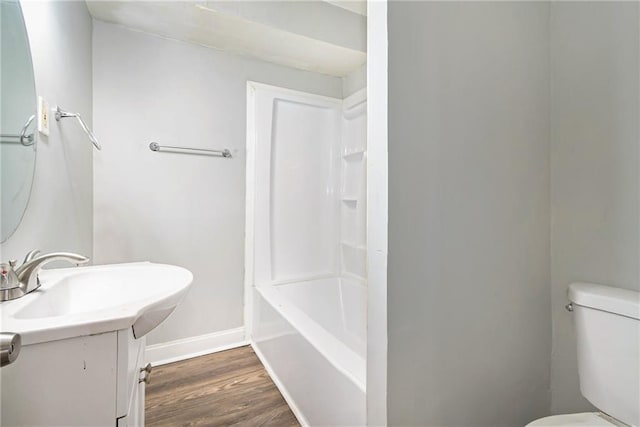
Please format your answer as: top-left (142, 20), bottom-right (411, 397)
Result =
top-left (0, 333), bottom-right (21, 367)
top-left (565, 303), bottom-right (574, 312)
top-left (0, 250), bottom-right (90, 301)
top-left (55, 106), bottom-right (101, 150)
top-left (0, 114), bottom-right (35, 146)
top-left (139, 363), bottom-right (153, 384)
top-left (149, 142), bottom-right (232, 158)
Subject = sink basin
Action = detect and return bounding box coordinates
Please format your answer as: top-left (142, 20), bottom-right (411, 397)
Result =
top-left (1, 262), bottom-right (193, 344)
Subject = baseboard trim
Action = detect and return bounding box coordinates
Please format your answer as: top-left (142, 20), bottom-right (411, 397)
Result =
top-left (146, 327), bottom-right (247, 366)
top-left (251, 342), bottom-right (310, 427)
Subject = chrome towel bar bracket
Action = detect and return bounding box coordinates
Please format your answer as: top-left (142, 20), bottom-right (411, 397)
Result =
top-left (0, 115), bottom-right (35, 146)
top-left (149, 142), bottom-right (232, 158)
top-left (55, 106), bottom-right (101, 150)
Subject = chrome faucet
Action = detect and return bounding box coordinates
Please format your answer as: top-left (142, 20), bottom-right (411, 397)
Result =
top-left (0, 250), bottom-right (90, 302)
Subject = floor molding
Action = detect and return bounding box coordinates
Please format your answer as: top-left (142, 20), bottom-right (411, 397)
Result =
top-left (146, 327), bottom-right (247, 366)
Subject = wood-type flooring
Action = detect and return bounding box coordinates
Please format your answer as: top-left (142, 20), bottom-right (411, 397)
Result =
top-left (146, 345), bottom-right (300, 427)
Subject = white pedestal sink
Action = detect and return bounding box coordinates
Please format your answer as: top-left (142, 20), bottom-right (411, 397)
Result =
top-left (0, 262), bottom-right (193, 427)
top-left (1, 262), bottom-right (193, 344)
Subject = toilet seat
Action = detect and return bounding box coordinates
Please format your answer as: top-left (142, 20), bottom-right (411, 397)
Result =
top-left (526, 412), bottom-right (626, 427)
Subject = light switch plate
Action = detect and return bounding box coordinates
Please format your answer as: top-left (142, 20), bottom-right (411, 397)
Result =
top-left (37, 96), bottom-right (50, 136)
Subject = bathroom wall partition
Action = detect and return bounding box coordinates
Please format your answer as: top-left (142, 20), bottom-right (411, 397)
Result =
top-left (386, 3), bottom-right (639, 425)
top-left (245, 82), bottom-right (367, 426)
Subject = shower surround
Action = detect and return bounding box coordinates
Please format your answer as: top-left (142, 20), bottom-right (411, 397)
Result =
top-left (245, 82), bottom-right (367, 426)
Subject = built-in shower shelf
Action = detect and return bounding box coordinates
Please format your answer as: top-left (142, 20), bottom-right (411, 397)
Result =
top-left (341, 242), bottom-right (366, 251)
top-left (342, 149), bottom-right (365, 160)
top-left (341, 242), bottom-right (366, 279)
top-left (342, 271), bottom-right (367, 283)
top-left (340, 89), bottom-right (367, 286)
top-left (341, 196), bottom-right (358, 204)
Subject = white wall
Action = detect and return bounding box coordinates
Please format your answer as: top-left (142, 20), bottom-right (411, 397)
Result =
top-left (387, 2), bottom-right (551, 425)
top-left (92, 21), bottom-right (341, 347)
top-left (1, 1), bottom-right (93, 263)
top-left (549, 2), bottom-right (640, 414)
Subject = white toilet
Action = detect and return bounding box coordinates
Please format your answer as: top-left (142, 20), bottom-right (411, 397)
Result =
top-left (527, 282), bottom-right (640, 427)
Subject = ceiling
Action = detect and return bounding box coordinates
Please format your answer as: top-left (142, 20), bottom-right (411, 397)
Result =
top-left (86, 1), bottom-right (367, 77)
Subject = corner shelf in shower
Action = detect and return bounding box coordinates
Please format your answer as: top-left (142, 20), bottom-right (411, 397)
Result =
top-left (341, 242), bottom-right (367, 280)
top-left (341, 196), bottom-right (358, 204)
top-left (341, 242), bottom-right (366, 251)
top-left (342, 271), bottom-right (367, 283)
top-left (342, 149), bottom-right (366, 160)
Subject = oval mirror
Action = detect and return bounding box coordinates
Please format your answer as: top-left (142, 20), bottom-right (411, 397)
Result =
top-left (1, 0), bottom-right (37, 242)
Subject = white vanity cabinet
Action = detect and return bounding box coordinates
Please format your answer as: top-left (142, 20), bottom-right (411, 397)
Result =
top-left (1, 262), bottom-right (192, 425)
top-left (0, 328), bottom-right (148, 427)
top-left (116, 328), bottom-right (148, 427)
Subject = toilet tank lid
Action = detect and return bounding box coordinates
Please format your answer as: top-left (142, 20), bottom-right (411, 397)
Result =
top-left (569, 282), bottom-right (640, 320)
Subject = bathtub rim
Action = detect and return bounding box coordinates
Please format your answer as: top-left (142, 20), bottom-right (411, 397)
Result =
top-left (254, 280), bottom-right (367, 392)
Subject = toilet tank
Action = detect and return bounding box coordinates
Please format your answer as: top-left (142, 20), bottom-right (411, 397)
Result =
top-left (568, 282), bottom-right (640, 427)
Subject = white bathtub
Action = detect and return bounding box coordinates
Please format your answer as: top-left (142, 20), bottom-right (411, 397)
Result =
top-left (251, 276), bottom-right (366, 426)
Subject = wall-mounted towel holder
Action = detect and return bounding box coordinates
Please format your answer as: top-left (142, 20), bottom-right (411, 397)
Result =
top-left (55, 106), bottom-right (101, 150)
top-left (0, 115), bottom-right (35, 146)
top-left (149, 142), bottom-right (232, 158)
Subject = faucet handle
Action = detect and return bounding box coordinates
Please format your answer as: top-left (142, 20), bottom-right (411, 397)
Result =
top-left (23, 250), bottom-right (41, 265)
top-left (0, 262), bottom-right (19, 289)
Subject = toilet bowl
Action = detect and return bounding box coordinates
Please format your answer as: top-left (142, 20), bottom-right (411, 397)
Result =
top-left (527, 412), bottom-right (627, 426)
top-left (526, 283), bottom-right (639, 427)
